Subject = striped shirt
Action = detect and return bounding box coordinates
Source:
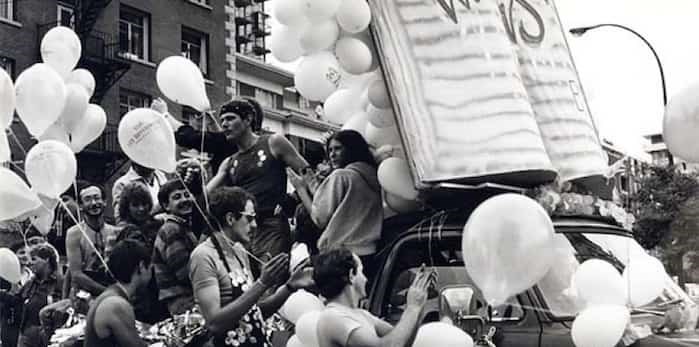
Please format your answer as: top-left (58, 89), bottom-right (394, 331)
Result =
top-left (152, 215), bottom-right (197, 302)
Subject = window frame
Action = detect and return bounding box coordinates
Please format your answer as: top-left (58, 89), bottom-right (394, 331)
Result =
top-left (181, 26), bottom-right (209, 76)
top-left (57, 3), bottom-right (75, 29)
top-left (119, 89), bottom-right (152, 117)
top-left (119, 5), bottom-right (150, 62)
top-left (0, 56), bottom-right (15, 78)
top-left (0, 0), bottom-right (14, 21)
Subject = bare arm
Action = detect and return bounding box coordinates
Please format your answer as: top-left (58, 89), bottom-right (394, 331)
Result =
top-left (269, 134), bottom-right (309, 173)
top-left (99, 297), bottom-right (148, 347)
top-left (65, 228), bottom-right (105, 296)
top-left (206, 156), bottom-right (232, 194)
top-left (258, 262), bottom-right (314, 317)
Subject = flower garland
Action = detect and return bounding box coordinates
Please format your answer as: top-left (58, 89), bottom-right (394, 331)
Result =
top-left (529, 183), bottom-right (636, 230)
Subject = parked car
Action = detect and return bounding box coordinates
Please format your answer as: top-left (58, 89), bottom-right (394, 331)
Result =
top-left (367, 210), bottom-right (699, 346)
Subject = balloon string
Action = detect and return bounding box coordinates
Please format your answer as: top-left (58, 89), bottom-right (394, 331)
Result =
top-left (172, 171), bottom-right (263, 265)
top-left (7, 127), bottom-right (27, 156)
top-left (9, 161), bottom-right (25, 175)
top-left (57, 199), bottom-right (114, 281)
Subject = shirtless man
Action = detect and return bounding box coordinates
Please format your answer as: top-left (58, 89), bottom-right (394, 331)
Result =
top-left (314, 248), bottom-right (435, 347)
top-left (84, 240), bottom-right (153, 347)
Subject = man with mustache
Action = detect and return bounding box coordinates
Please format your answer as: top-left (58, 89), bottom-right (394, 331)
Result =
top-left (65, 185), bottom-right (119, 301)
top-left (152, 180), bottom-right (198, 316)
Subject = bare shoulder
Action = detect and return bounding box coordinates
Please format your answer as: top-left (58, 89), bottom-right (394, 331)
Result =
top-left (94, 296), bottom-right (133, 336)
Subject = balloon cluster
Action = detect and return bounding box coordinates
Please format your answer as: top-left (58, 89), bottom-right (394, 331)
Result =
top-left (278, 290), bottom-right (324, 347)
top-left (271, 0), bottom-right (421, 216)
top-left (0, 26), bottom-right (103, 239)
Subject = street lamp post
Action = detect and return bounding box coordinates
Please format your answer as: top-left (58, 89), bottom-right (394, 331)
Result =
top-left (569, 24), bottom-right (667, 106)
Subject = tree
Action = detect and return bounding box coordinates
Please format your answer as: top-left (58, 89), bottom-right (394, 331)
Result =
top-left (632, 165), bottom-right (699, 285)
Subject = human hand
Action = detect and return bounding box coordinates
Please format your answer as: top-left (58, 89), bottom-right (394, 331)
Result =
top-left (259, 253), bottom-right (290, 288)
top-left (286, 168), bottom-right (307, 190)
top-left (406, 265), bottom-right (436, 308)
top-left (150, 98), bottom-right (168, 114)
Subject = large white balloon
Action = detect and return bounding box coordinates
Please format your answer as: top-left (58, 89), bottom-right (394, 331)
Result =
top-left (571, 305), bottom-right (629, 347)
top-left (25, 140), bottom-right (77, 198)
top-left (274, 0), bottom-right (307, 27)
top-left (118, 108), bottom-right (176, 173)
top-left (335, 37), bottom-right (373, 75)
top-left (67, 68), bottom-right (96, 98)
top-left (336, 0), bottom-right (372, 34)
top-left (0, 67), bottom-right (15, 129)
top-left (295, 52), bottom-right (343, 102)
top-left (14, 63), bottom-right (67, 137)
top-left (384, 192), bottom-right (420, 214)
top-left (463, 194), bottom-right (555, 305)
top-left (279, 290), bottom-right (324, 324)
top-left (0, 167), bottom-right (42, 221)
top-left (299, 20), bottom-right (340, 54)
top-left (413, 322), bottom-right (474, 347)
top-left (0, 248), bottom-right (21, 284)
top-left (664, 82), bottom-right (699, 163)
top-left (365, 123), bottom-right (400, 149)
top-left (377, 157), bottom-right (418, 200)
top-left (367, 105), bottom-right (395, 128)
top-left (70, 104), bottom-right (107, 152)
top-left (40, 26), bottom-right (81, 78)
top-left (323, 89), bottom-right (361, 124)
top-left (59, 83), bottom-right (90, 133)
top-left (270, 24), bottom-right (305, 63)
top-left (156, 56), bottom-right (211, 112)
top-left (623, 256), bottom-right (666, 308)
top-left (368, 79), bottom-right (391, 109)
top-left (39, 121), bottom-right (70, 146)
top-left (573, 259), bottom-right (626, 308)
top-left (295, 311), bottom-right (321, 347)
top-left (304, 0), bottom-right (341, 22)
top-left (341, 111), bottom-right (369, 137)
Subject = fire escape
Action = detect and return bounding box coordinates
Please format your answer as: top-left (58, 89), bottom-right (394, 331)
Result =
top-left (234, 0), bottom-right (271, 59)
top-left (39, 0), bottom-right (130, 183)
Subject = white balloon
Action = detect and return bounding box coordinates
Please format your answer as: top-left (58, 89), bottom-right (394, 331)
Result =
top-left (279, 289), bottom-right (324, 324)
top-left (39, 122), bottom-right (70, 146)
top-left (40, 26), bottom-right (81, 78)
top-left (156, 56), bottom-right (211, 112)
top-left (572, 305), bottom-right (629, 347)
top-left (368, 79), bottom-right (391, 109)
top-left (67, 69), bottom-right (96, 98)
top-left (323, 89), bottom-right (361, 124)
top-left (573, 259), bottom-right (626, 308)
top-left (377, 157), bottom-right (418, 200)
top-left (367, 105), bottom-right (395, 128)
top-left (274, 0), bottom-right (307, 27)
top-left (384, 192), bottom-right (420, 214)
top-left (300, 20), bottom-right (340, 54)
top-left (294, 52), bottom-right (343, 102)
top-left (335, 37), bottom-right (373, 75)
top-left (664, 82), bottom-right (699, 163)
top-left (295, 311), bottom-right (321, 347)
top-left (29, 205), bottom-right (55, 236)
top-left (304, 0), bottom-right (341, 22)
top-left (341, 111), bottom-right (369, 137)
top-left (286, 335), bottom-right (304, 347)
top-left (413, 322), bottom-right (474, 347)
top-left (0, 67), bottom-right (15, 129)
top-left (0, 167), bottom-right (42, 221)
top-left (25, 140), bottom-right (77, 198)
top-left (365, 123), bottom-right (400, 148)
top-left (70, 104), bottom-right (107, 152)
top-left (270, 24), bottom-right (305, 63)
top-left (336, 0), bottom-right (372, 34)
top-left (118, 108), bottom-right (177, 173)
top-left (0, 130), bottom-right (9, 163)
top-left (623, 256), bottom-right (666, 307)
top-left (0, 248), bottom-right (21, 284)
top-left (14, 63), bottom-right (67, 137)
top-left (59, 83), bottom-right (90, 133)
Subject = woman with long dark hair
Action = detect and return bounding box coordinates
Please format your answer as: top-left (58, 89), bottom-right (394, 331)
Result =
top-left (290, 130), bottom-right (383, 279)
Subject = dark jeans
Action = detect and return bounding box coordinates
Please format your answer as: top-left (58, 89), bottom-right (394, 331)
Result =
top-left (249, 214), bottom-right (291, 277)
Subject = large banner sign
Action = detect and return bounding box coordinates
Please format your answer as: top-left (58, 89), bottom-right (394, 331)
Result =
top-left (369, 0), bottom-right (608, 187)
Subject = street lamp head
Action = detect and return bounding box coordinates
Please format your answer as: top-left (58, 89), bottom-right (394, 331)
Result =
top-left (569, 27), bottom-right (590, 37)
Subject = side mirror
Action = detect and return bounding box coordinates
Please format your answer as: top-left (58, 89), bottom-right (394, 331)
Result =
top-left (439, 286), bottom-right (486, 337)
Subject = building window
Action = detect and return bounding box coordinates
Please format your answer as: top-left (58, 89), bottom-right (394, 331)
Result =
top-left (238, 82), bottom-right (255, 98)
top-left (119, 6), bottom-right (150, 61)
top-left (255, 89), bottom-right (280, 109)
top-left (119, 89), bottom-right (151, 116)
top-left (0, 56), bottom-right (14, 78)
top-left (0, 0), bottom-right (14, 21)
top-left (57, 3), bottom-right (75, 28)
top-left (181, 26), bottom-right (209, 76)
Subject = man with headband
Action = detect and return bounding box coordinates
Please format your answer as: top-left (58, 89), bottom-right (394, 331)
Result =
top-left (65, 184), bottom-right (119, 305)
top-left (207, 98), bottom-right (310, 268)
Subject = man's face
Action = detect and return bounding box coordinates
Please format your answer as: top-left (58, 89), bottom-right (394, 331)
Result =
top-left (165, 189), bottom-right (193, 217)
top-left (220, 112), bottom-right (249, 141)
top-left (350, 254), bottom-right (368, 299)
top-left (79, 186), bottom-right (105, 217)
top-left (228, 200), bottom-right (256, 244)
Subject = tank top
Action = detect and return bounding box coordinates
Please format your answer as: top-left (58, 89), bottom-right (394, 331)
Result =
top-left (225, 135), bottom-right (287, 214)
top-left (84, 286), bottom-right (129, 347)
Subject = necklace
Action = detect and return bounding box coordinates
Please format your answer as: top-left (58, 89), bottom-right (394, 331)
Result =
top-left (217, 232), bottom-right (263, 264)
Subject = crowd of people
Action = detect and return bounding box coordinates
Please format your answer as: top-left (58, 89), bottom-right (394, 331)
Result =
top-left (0, 96), bottom-right (436, 347)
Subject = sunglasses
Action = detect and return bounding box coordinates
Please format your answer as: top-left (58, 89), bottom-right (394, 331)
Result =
top-left (239, 211), bottom-right (256, 223)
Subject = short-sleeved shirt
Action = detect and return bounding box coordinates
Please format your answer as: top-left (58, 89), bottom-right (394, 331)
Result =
top-left (318, 303), bottom-right (384, 347)
top-left (189, 235), bottom-right (269, 347)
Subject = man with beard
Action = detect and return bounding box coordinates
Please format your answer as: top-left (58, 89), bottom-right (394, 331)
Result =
top-left (152, 180), bottom-right (198, 316)
top-left (65, 185), bottom-right (119, 301)
top-left (207, 98), bottom-right (310, 266)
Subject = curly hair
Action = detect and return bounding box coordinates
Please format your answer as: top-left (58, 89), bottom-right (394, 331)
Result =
top-left (208, 187), bottom-right (256, 229)
top-left (219, 97), bottom-right (264, 133)
top-left (118, 182), bottom-right (153, 224)
top-left (313, 248), bottom-right (358, 300)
